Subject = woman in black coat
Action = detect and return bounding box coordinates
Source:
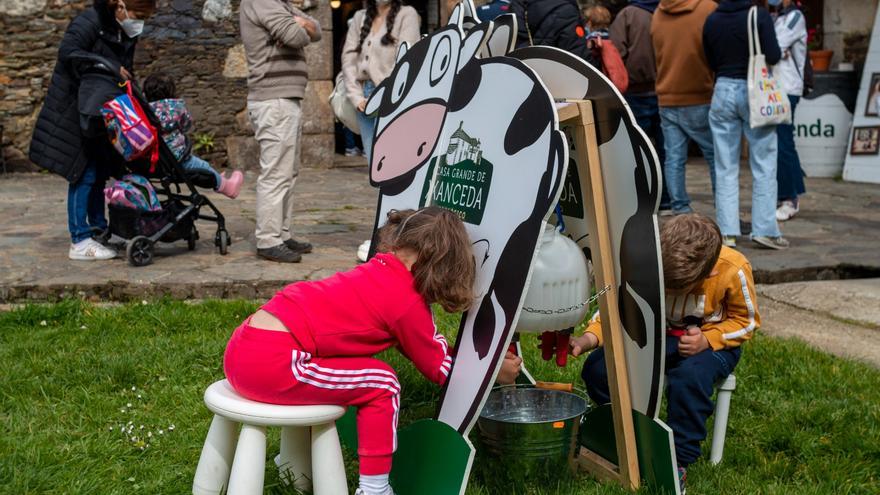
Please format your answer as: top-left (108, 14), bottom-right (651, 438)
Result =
top-left (29, 0), bottom-right (155, 261)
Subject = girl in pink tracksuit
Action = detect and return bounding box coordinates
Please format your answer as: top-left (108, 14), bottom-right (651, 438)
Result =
top-left (224, 207), bottom-right (475, 495)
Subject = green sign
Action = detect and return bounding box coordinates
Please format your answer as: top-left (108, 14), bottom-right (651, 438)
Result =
top-left (558, 157), bottom-right (584, 219)
top-left (426, 122), bottom-right (493, 225)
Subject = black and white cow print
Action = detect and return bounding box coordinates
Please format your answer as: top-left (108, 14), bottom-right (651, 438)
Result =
top-left (364, 5), bottom-right (567, 435)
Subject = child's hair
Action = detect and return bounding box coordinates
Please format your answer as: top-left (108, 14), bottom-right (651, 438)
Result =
top-left (660, 213), bottom-right (722, 291)
top-left (584, 6), bottom-right (611, 30)
top-left (376, 207), bottom-right (475, 313)
top-left (143, 73), bottom-right (177, 102)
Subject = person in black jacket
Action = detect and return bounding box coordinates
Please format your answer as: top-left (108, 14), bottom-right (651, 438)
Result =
top-left (29, 0), bottom-right (156, 261)
top-left (510, 0), bottom-right (594, 64)
top-left (703, 0), bottom-right (789, 251)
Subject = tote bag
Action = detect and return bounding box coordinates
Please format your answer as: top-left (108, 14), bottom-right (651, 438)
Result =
top-left (329, 72), bottom-right (361, 134)
top-left (747, 6), bottom-right (791, 128)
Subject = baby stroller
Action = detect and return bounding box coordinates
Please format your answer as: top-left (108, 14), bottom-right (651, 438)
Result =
top-left (98, 74), bottom-right (230, 267)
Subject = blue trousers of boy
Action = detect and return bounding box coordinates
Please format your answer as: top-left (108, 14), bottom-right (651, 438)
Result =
top-left (581, 336), bottom-right (741, 466)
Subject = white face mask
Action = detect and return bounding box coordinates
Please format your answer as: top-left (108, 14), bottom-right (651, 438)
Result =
top-left (120, 18), bottom-right (145, 37)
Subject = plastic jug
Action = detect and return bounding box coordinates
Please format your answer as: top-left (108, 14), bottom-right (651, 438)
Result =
top-left (515, 224), bottom-right (590, 334)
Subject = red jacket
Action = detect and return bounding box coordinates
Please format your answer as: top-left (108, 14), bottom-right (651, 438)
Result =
top-left (262, 253), bottom-right (452, 386)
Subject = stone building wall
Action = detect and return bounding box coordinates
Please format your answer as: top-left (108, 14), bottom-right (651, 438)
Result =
top-left (0, 0), bottom-right (334, 172)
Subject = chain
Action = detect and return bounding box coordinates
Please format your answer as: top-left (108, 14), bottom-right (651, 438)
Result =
top-left (521, 284), bottom-right (612, 315)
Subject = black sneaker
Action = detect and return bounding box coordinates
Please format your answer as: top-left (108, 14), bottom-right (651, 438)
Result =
top-left (284, 239), bottom-right (313, 254)
top-left (257, 244), bottom-right (302, 263)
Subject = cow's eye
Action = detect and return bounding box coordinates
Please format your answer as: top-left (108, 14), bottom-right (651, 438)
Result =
top-left (391, 61), bottom-right (410, 105)
top-left (430, 36), bottom-right (452, 86)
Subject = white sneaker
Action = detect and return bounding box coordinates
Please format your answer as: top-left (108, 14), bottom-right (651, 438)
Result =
top-left (776, 200), bottom-right (799, 222)
top-left (69, 238), bottom-right (117, 261)
top-left (356, 239), bottom-right (371, 263)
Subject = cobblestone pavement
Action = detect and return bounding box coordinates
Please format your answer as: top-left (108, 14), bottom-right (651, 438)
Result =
top-left (1, 158), bottom-right (879, 302)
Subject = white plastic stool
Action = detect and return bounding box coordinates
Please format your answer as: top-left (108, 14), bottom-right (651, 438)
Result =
top-left (192, 380), bottom-right (347, 495)
top-left (709, 373), bottom-right (737, 465)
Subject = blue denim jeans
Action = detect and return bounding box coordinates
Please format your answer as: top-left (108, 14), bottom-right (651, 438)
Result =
top-left (67, 162), bottom-right (108, 243)
top-left (709, 78), bottom-right (780, 237)
top-left (357, 81), bottom-right (377, 165)
top-left (180, 154), bottom-right (222, 190)
top-left (343, 126), bottom-right (358, 150)
top-left (776, 95), bottom-right (805, 202)
top-left (659, 105), bottom-right (717, 213)
top-left (626, 94), bottom-right (670, 209)
top-left (582, 337), bottom-right (741, 466)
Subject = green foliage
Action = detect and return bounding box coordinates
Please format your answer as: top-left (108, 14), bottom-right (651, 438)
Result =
top-left (192, 132), bottom-right (215, 154)
top-left (0, 300), bottom-right (878, 494)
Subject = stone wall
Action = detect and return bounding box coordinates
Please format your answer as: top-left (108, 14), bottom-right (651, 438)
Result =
top-left (825, 0), bottom-right (878, 68)
top-left (0, 0), bottom-right (334, 172)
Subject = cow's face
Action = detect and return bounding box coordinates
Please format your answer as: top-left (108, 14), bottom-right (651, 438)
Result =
top-left (365, 23), bottom-right (486, 187)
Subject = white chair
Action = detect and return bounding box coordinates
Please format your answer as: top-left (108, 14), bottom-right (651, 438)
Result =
top-left (709, 374), bottom-right (737, 465)
top-left (192, 380), bottom-right (348, 495)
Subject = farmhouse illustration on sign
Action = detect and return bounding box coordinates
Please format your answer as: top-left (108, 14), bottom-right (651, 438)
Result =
top-left (347, 1), bottom-right (676, 494)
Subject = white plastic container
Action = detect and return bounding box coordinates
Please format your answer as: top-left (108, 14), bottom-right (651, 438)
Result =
top-left (515, 224), bottom-right (590, 333)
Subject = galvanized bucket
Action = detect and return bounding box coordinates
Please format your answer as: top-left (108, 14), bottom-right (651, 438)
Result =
top-left (477, 384), bottom-right (588, 476)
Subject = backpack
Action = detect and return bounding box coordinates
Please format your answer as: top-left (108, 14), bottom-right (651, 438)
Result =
top-left (101, 81), bottom-right (159, 171)
top-left (104, 174), bottom-right (162, 212)
top-left (591, 37), bottom-right (629, 93)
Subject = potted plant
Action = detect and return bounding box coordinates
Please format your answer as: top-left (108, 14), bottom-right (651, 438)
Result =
top-left (808, 26), bottom-right (833, 72)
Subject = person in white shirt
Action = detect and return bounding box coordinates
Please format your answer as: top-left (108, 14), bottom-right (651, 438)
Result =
top-left (769, 0), bottom-right (807, 221)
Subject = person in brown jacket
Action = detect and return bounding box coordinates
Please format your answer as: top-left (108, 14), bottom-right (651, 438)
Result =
top-left (652, 0), bottom-right (718, 215)
top-left (610, 0), bottom-right (670, 212)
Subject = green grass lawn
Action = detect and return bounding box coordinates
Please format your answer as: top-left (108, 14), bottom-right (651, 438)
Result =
top-left (1, 299), bottom-right (878, 494)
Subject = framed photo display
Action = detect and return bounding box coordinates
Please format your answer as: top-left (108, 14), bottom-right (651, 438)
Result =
top-left (851, 126), bottom-right (880, 155)
top-left (865, 73), bottom-right (880, 117)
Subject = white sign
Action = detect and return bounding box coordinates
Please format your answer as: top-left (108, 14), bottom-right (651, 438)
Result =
top-left (794, 93), bottom-right (853, 177)
top-left (843, 7), bottom-right (880, 183)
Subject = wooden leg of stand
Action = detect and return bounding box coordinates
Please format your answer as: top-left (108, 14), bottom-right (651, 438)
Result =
top-left (569, 100), bottom-right (640, 491)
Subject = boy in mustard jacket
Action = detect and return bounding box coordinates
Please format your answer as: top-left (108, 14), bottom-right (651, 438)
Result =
top-left (571, 213), bottom-right (759, 488)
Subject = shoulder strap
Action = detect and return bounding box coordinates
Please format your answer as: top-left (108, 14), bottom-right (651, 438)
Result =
top-left (748, 7), bottom-right (762, 57)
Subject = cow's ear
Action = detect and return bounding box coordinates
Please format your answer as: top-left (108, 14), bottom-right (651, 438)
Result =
top-left (396, 42), bottom-right (409, 64)
top-left (482, 14), bottom-right (517, 57)
top-left (447, 3), bottom-right (463, 28)
top-left (365, 86), bottom-right (385, 116)
top-left (459, 24), bottom-right (488, 68)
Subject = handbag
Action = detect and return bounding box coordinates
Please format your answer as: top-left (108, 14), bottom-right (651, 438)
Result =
top-left (747, 6), bottom-right (791, 128)
top-left (329, 72), bottom-right (361, 135)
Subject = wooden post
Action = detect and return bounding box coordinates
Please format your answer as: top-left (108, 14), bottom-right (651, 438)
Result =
top-left (558, 100), bottom-right (641, 491)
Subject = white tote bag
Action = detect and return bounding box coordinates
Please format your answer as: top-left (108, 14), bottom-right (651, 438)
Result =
top-left (747, 6), bottom-right (791, 128)
top-left (329, 72), bottom-right (361, 134)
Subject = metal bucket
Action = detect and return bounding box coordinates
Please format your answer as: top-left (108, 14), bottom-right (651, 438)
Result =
top-left (477, 385), bottom-right (588, 476)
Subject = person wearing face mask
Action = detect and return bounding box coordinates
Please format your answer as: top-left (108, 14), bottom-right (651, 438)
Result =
top-left (341, 0), bottom-right (421, 164)
top-left (29, 0), bottom-right (156, 261)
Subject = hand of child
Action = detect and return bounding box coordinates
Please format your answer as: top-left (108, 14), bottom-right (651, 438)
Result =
top-left (357, 99), bottom-right (367, 113)
top-left (496, 351), bottom-right (522, 385)
top-left (569, 333), bottom-right (599, 357)
top-left (678, 326), bottom-right (709, 357)
top-left (119, 66), bottom-right (132, 81)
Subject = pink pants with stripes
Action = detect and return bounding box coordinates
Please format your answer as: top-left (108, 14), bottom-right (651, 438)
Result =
top-left (223, 323), bottom-right (400, 475)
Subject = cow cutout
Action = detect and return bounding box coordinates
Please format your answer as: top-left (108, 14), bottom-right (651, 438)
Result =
top-left (364, 8), bottom-right (566, 437)
top-left (509, 46), bottom-right (666, 419)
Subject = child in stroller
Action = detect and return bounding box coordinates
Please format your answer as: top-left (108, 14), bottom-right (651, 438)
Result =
top-left (142, 72), bottom-right (243, 199)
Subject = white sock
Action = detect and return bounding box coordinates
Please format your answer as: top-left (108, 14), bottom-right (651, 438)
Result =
top-left (358, 473), bottom-right (392, 495)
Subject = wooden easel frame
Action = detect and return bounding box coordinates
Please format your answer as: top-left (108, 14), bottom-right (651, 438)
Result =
top-left (557, 100), bottom-right (641, 490)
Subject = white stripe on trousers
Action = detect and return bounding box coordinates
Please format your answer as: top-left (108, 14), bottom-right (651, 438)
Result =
top-left (290, 350), bottom-right (400, 450)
